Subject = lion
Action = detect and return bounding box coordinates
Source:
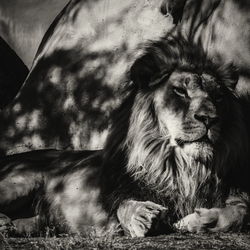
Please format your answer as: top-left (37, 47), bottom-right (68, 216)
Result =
top-left (0, 31), bottom-right (250, 237)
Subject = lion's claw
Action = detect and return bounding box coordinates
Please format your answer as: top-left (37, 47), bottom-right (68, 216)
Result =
top-left (117, 200), bottom-right (168, 237)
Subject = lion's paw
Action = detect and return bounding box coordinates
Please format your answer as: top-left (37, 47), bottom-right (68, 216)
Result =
top-left (117, 200), bottom-right (168, 237)
top-left (174, 204), bottom-right (248, 233)
top-left (174, 208), bottom-right (218, 233)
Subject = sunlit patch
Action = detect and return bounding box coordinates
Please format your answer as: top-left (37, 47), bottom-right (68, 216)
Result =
top-left (88, 28), bottom-right (123, 52)
top-left (13, 103), bottom-right (22, 113)
top-left (105, 59), bottom-right (127, 88)
top-left (28, 110), bottom-right (42, 130)
top-left (138, 9), bottom-right (163, 27)
top-left (63, 96), bottom-right (75, 110)
top-left (0, 172), bottom-right (42, 201)
top-left (70, 122), bottom-right (81, 149)
top-left (31, 135), bottom-right (45, 148)
top-left (16, 115), bottom-right (28, 130)
top-left (6, 127), bottom-right (15, 137)
top-left (77, 59), bottom-right (101, 79)
top-left (89, 130), bottom-right (109, 149)
top-left (47, 67), bottom-right (62, 85)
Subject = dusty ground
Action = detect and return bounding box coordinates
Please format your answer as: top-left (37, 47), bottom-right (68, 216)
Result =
top-left (1, 233), bottom-right (250, 250)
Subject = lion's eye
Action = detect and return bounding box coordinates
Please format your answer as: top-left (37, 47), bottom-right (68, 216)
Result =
top-left (173, 87), bottom-right (188, 98)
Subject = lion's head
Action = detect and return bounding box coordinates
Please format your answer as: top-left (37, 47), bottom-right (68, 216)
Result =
top-left (148, 71), bottom-right (223, 161)
top-left (103, 33), bottom-right (249, 217)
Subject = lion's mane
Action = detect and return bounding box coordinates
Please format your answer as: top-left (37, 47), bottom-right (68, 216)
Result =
top-left (100, 32), bottom-right (250, 219)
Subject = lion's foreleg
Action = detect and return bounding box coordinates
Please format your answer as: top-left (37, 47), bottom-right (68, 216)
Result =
top-left (117, 200), bottom-right (168, 237)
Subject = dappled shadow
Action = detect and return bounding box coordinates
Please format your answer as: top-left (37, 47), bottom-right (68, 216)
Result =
top-left (0, 148), bottom-right (102, 229)
top-left (0, 149), bottom-right (99, 180)
top-left (0, 0), bottom-right (173, 155)
top-left (0, 147), bottom-right (114, 237)
top-left (0, 44), bottom-right (128, 154)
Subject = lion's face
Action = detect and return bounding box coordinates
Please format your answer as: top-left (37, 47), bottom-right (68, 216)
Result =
top-left (153, 70), bottom-right (227, 160)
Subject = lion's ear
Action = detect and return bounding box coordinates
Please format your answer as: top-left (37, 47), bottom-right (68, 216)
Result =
top-left (130, 53), bottom-right (171, 88)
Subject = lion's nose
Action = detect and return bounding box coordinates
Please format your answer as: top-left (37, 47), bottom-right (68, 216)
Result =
top-left (194, 114), bottom-right (219, 128)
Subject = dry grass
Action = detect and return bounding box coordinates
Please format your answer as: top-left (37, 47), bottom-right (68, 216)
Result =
top-left (1, 232), bottom-right (250, 250)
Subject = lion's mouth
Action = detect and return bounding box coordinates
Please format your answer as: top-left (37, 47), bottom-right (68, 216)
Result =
top-left (176, 134), bottom-right (212, 146)
top-left (194, 135), bottom-right (211, 144)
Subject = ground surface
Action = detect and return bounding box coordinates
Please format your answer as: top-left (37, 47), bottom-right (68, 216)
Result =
top-left (1, 233), bottom-right (250, 250)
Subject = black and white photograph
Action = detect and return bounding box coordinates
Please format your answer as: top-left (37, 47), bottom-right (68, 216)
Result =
top-left (0, 0), bottom-right (249, 249)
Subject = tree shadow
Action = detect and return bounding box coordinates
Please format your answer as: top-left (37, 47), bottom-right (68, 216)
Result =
top-left (0, 0), bottom-right (173, 155)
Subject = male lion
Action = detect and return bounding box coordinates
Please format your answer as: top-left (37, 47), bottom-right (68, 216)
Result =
top-left (0, 32), bottom-right (249, 237)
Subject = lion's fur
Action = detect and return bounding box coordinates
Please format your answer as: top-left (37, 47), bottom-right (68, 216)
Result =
top-left (0, 31), bottom-right (250, 235)
top-left (0, 149), bottom-right (108, 235)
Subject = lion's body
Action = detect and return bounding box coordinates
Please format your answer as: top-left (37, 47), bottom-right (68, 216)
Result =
top-left (0, 149), bottom-right (113, 235)
top-left (0, 32), bottom-right (250, 236)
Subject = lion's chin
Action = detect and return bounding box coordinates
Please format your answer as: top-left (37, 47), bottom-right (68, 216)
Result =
top-left (182, 142), bottom-right (214, 161)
